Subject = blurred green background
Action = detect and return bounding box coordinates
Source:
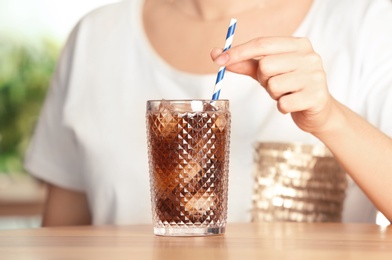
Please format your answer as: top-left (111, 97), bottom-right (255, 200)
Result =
top-left (0, 0), bottom-right (117, 175)
top-left (0, 39), bottom-right (60, 174)
top-left (0, 0), bottom-right (119, 231)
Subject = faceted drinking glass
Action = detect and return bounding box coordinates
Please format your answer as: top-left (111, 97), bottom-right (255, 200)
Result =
top-left (146, 100), bottom-right (231, 236)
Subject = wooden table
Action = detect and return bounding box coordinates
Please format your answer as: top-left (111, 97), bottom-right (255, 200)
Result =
top-left (0, 223), bottom-right (391, 259)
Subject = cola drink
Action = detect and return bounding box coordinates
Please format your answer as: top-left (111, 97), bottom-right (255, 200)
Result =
top-left (146, 100), bottom-right (231, 236)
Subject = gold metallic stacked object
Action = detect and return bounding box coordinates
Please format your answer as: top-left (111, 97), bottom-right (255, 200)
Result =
top-left (252, 142), bottom-right (348, 222)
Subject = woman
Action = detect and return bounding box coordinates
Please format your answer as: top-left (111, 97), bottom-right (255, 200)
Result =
top-left (25, 0), bottom-right (392, 226)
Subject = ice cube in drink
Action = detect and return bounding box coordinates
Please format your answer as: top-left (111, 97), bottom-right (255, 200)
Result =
top-left (146, 100), bottom-right (231, 236)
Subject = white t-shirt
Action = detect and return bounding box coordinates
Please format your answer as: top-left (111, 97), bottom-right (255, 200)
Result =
top-left (25, 0), bottom-right (392, 224)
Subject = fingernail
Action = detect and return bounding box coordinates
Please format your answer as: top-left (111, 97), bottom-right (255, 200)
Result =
top-left (214, 53), bottom-right (229, 66)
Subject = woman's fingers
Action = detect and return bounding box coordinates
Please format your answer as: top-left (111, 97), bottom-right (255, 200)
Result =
top-left (257, 52), bottom-right (303, 86)
top-left (210, 47), bottom-right (224, 60)
top-left (264, 58), bottom-right (326, 97)
top-left (211, 47), bottom-right (259, 79)
top-left (265, 68), bottom-right (326, 106)
top-left (275, 77), bottom-right (327, 113)
top-left (211, 37), bottom-right (320, 83)
top-left (214, 37), bottom-right (313, 66)
top-left (265, 71), bottom-right (302, 101)
top-left (210, 36), bottom-right (333, 134)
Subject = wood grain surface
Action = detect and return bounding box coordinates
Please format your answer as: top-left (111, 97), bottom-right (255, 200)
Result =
top-left (0, 222), bottom-right (391, 259)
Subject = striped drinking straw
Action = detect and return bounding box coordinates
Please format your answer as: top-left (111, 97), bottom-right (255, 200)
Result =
top-left (211, 18), bottom-right (237, 101)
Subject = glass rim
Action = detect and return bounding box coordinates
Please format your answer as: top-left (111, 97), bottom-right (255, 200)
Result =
top-left (146, 99), bottom-right (230, 112)
top-left (146, 99), bottom-right (229, 103)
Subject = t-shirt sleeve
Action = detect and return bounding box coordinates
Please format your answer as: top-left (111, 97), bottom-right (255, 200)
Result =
top-left (343, 1), bottom-right (392, 223)
top-left (358, 1), bottom-right (392, 136)
top-left (24, 24), bottom-right (85, 192)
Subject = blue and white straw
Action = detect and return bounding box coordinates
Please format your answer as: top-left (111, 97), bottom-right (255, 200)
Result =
top-left (211, 18), bottom-right (237, 101)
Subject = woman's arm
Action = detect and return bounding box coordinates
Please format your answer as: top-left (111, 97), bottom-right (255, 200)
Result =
top-left (312, 99), bottom-right (392, 221)
top-left (41, 184), bottom-right (92, 227)
top-left (211, 36), bottom-right (392, 221)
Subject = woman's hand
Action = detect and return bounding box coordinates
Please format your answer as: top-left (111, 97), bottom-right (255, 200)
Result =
top-left (212, 37), bottom-right (392, 222)
top-left (211, 36), bottom-right (338, 135)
